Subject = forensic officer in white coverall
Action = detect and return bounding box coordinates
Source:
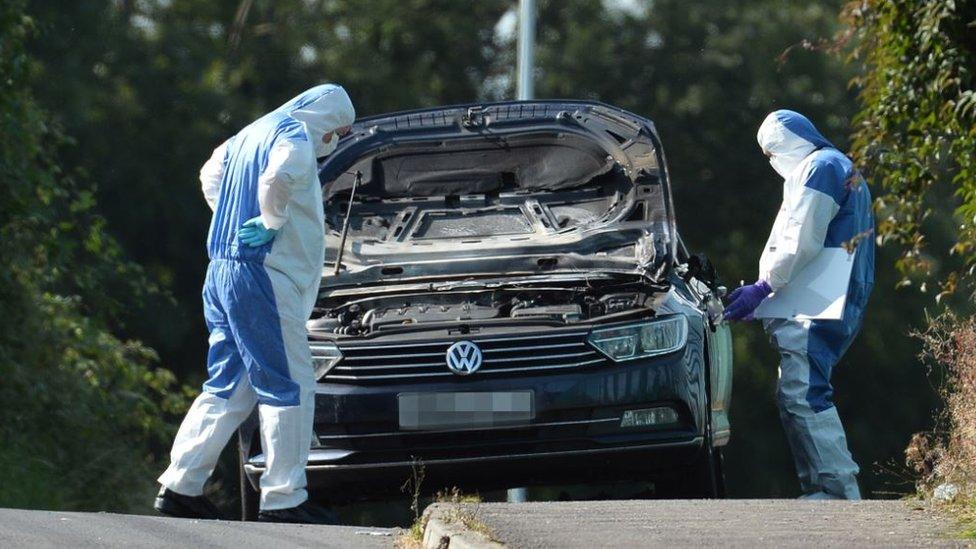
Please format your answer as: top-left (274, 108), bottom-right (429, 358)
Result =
top-left (724, 110), bottom-right (875, 500)
top-left (154, 84), bottom-right (355, 523)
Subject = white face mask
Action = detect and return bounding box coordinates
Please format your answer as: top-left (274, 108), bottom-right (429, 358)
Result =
top-left (316, 132), bottom-right (339, 158)
top-left (769, 154), bottom-right (793, 179)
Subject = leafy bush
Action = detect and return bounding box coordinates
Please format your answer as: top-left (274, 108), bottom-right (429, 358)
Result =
top-left (0, 2), bottom-right (188, 511)
top-left (841, 0), bottom-right (976, 298)
top-left (841, 0), bottom-right (976, 532)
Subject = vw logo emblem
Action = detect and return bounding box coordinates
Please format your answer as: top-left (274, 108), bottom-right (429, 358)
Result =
top-left (445, 340), bottom-right (482, 375)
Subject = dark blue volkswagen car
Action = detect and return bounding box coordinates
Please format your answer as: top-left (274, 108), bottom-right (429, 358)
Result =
top-left (237, 101), bottom-right (733, 518)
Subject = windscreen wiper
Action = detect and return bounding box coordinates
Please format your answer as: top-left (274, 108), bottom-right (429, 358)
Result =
top-left (332, 170), bottom-right (362, 276)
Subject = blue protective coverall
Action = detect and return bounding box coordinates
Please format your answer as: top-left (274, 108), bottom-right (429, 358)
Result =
top-left (755, 110), bottom-right (875, 499)
top-left (158, 85), bottom-right (355, 510)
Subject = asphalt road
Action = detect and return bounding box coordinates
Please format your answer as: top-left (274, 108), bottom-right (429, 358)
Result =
top-left (471, 499), bottom-right (966, 548)
top-left (2, 500), bottom-right (966, 548)
top-left (0, 508), bottom-right (395, 549)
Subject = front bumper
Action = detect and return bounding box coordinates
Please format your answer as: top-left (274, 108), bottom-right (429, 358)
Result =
top-left (245, 437), bottom-right (705, 498)
top-left (241, 326), bottom-right (708, 498)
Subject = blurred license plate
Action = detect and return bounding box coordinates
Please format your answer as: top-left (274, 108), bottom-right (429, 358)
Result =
top-left (398, 391), bottom-right (534, 430)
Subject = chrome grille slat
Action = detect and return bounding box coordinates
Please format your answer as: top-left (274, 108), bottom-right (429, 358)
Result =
top-left (472, 331), bottom-right (590, 343)
top-left (483, 358), bottom-right (606, 374)
top-left (342, 351), bottom-right (445, 360)
top-left (343, 341), bottom-right (453, 351)
top-left (344, 331), bottom-right (590, 351)
top-left (486, 350), bottom-right (596, 363)
top-left (333, 361), bottom-right (444, 371)
top-left (326, 371), bottom-right (456, 381)
top-left (323, 329), bottom-right (605, 383)
top-left (482, 342), bottom-right (586, 353)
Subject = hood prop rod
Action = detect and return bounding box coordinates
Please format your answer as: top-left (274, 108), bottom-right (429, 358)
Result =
top-left (333, 170), bottom-right (361, 276)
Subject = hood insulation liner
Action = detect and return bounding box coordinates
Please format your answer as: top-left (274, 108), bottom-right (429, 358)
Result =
top-left (325, 133), bottom-right (614, 200)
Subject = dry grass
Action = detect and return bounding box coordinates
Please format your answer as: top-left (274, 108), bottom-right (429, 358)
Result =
top-left (392, 458), bottom-right (494, 548)
top-left (394, 519), bottom-right (426, 549)
top-left (394, 488), bottom-right (492, 548)
top-left (907, 312), bottom-right (976, 537)
top-left (395, 458), bottom-right (427, 549)
top-left (434, 487), bottom-right (495, 540)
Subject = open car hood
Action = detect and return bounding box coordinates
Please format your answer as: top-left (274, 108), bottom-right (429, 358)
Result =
top-left (318, 101), bottom-right (678, 290)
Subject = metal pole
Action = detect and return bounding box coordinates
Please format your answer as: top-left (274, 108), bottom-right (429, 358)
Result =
top-left (507, 486), bottom-right (528, 503)
top-left (509, 3), bottom-right (535, 503)
top-left (516, 0), bottom-right (535, 100)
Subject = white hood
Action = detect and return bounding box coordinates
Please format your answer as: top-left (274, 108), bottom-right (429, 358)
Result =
top-left (757, 112), bottom-right (818, 179)
top-left (281, 84), bottom-right (356, 157)
top-left (755, 109), bottom-right (845, 292)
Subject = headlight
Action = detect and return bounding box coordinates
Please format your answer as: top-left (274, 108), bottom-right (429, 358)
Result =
top-left (310, 342), bottom-right (343, 380)
top-left (587, 316), bottom-right (688, 361)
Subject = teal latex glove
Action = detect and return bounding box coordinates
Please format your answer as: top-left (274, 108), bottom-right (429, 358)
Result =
top-left (238, 217), bottom-right (278, 247)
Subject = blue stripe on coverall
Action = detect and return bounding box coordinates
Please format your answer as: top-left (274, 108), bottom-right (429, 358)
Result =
top-left (802, 149), bottom-right (875, 412)
top-left (201, 110), bottom-right (310, 406)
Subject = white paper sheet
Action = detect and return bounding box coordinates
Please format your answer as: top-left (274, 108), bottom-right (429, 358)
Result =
top-left (752, 247), bottom-right (855, 320)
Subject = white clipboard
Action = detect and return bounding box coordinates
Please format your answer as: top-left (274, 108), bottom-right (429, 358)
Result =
top-left (752, 248), bottom-right (855, 320)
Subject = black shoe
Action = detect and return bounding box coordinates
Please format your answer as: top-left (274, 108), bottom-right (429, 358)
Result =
top-left (154, 487), bottom-right (225, 520)
top-left (258, 500), bottom-right (340, 524)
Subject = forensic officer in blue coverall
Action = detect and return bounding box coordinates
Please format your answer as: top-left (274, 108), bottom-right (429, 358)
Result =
top-left (724, 110), bottom-right (875, 500)
top-left (155, 84), bottom-right (355, 523)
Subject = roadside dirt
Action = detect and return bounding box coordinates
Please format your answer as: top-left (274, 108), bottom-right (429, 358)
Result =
top-left (469, 499), bottom-right (967, 548)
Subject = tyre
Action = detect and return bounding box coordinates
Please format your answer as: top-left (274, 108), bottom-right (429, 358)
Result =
top-left (711, 447), bottom-right (727, 498)
top-left (654, 445), bottom-right (724, 499)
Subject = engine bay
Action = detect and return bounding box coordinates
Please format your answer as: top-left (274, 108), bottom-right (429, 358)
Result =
top-left (308, 278), bottom-right (662, 338)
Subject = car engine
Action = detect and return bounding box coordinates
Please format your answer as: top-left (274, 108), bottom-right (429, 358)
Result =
top-left (308, 282), bottom-right (657, 337)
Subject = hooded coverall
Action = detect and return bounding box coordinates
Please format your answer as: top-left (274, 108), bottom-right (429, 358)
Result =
top-left (756, 110), bottom-right (875, 499)
top-left (158, 84), bottom-right (355, 510)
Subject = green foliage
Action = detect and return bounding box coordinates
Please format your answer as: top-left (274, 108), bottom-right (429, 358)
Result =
top-left (841, 2), bottom-right (975, 528)
top-left (842, 0), bottom-right (976, 299)
top-left (0, 1), bottom-right (188, 512)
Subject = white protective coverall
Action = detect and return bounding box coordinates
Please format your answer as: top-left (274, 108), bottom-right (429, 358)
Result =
top-left (756, 110), bottom-right (875, 500)
top-left (158, 85), bottom-right (355, 510)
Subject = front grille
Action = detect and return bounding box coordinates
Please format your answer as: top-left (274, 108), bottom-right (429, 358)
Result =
top-left (324, 329), bottom-right (606, 383)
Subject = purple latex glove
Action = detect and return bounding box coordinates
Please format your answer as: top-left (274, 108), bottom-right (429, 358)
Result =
top-left (723, 280), bottom-right (772, 321)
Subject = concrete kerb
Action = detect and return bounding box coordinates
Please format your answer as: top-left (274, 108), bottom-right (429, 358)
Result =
top-left (421, 503), bottom-right (506, 549)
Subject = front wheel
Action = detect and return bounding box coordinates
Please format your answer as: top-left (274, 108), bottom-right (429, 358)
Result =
top-left (710, 447), bottom-right (727, 498)
top-left (655, 446), bottom-right (726, 498)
